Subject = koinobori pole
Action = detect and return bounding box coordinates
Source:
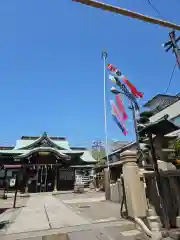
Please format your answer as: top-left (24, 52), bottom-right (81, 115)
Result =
top-left (130, 100), bottom-right (140, 149)
top-left (102, 51), bottom-right (110, 169)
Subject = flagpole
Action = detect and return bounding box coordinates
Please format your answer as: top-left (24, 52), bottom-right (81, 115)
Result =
top-left (102, 51), bottom-right (109, 169)
top-left (102, 51), bottom-right (111, 200)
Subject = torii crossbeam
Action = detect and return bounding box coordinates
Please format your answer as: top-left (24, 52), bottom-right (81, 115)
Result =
top-left (72, 0), bottom-right (180, 30)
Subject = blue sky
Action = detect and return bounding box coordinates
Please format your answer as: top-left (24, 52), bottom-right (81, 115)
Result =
top-left (0, 0), bottom-right (179, 147)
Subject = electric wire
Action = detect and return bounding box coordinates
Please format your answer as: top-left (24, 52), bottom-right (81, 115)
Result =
top-left (151, 62), bottom-right (177, 114)
top-left (145, 0), bottom-right (178, 95)
top-left (146, 0), bottom-right (164, 19)
top-left (164, 62), bottom-right (177, 93)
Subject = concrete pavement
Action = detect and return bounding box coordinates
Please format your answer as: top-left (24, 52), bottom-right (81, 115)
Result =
top-left (44, 195), bottom-right (90, 229)
top-left (5, 195), bottom-right (90, 234)
top-left (0, 192), bottom-right (142, 239)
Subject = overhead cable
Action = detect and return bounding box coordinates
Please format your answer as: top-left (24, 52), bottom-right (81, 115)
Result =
top-left (147, 0), bottom-right (164, 19)
top-left (164, 62), bottom-right (177, 93)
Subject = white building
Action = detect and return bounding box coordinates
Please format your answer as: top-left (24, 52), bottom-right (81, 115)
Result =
top-left (144, 93), bottom-right (180, 136)
top-left (104, 94), bottom-right (180, 165)
top-left (144, 94), bottom-right (180, 122)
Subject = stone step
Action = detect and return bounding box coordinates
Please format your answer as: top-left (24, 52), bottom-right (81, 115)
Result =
top-left (0, 220), bottom-right (137, 240)
top-left (101, 226), bottom-right (143, 240)
top-left (121, 229), bottom-right (142, 238)
top-left (68, 229), bottom-right (143, 240)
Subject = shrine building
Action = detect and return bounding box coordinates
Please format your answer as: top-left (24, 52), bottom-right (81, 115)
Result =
top-left (0, 132), bottom-right (96, 193)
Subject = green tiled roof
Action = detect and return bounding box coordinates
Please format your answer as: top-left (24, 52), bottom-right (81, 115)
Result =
top-left (0, 149), bottom-right (96, 163)
top-left (0, 133), bottom-right (96, 163)
top-left (80, 150), bottom-right (97, 163)
top-left (14, 140), bottom-right (35, 149)
top-left (15, 147), bottom-right (69, 159)
top-left (0, 149), bottom-right (28, 155)
top-left (52, 140), bottom-right (70, 150)
top-left (61, 150), bottom-right (96, 163)
top-left (14, 137), bottom-right (70, 150)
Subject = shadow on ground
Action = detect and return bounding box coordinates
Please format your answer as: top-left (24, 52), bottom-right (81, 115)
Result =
top-left (0, 206), bottom-right (26, 230)
top-left (0, 220), bottom-right (10, 230)
top-left (0, 208), bottom-right (8, 215)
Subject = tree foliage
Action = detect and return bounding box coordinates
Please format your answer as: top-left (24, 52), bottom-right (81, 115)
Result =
top-left (137, 110), bottom-right (153, 124)
top-left (91, 148), bottom-right (106, 165)
top-left (140, 110), bottom-right (153, 118)
top-left (174, 139), bottom-right (180, 158)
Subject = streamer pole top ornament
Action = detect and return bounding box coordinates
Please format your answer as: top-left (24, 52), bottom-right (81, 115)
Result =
top-left (102, 51), bottom-right (108, 59)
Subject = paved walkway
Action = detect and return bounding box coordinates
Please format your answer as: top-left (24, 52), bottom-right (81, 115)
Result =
top-left (6, 195), bottom-right (90, 234)
top-left (0, 193), bottom-right (142, 239)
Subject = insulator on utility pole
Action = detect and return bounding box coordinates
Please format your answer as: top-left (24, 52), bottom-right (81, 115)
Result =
top-left (163, 30), bottom-right (180, 68)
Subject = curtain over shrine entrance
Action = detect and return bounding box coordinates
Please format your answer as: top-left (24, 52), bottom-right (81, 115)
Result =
top-left (25, 152), bottom-right (75, 193)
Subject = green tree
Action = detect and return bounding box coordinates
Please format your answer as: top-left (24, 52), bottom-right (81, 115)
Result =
top-left (174, 139), bottom-right (180, 158)
top-left (138, 110), bottom-right (153, 124)
top-left (91, 148), bottom-right (106, 165)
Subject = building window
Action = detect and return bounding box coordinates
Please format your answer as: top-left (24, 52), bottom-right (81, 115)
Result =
top-left (172, 115), bottom-right (180, 126)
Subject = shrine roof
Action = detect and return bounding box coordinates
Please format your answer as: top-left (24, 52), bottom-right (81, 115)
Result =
top-left (62, 149), bottom-right (97, 163)
top-left (14, 139), bottom-right (70, 150)
top-left (14, 133), bottom-right (70, 150)
top-left (0, 132), bottom-right (96, 163)
top-left (0, 148), bottom-right (96, 163)
top-left (79, 150), bottom-right (97, 163)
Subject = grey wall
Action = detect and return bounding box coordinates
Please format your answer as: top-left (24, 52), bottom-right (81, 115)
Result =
top-left (150, 100), bottom-right (180, 123)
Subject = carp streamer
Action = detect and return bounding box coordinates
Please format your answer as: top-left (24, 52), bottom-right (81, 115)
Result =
top-left (110, 100), bottom-right (128, 136)
top-left (108, 63), bottom-right (144, 136)
top-left (107, 64), bottom-right (144, 98)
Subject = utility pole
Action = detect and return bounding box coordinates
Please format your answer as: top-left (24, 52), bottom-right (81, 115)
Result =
top-left (163, 30), bottom-right (180, 68)
top-left (72, 0), bottom-right (180, 30)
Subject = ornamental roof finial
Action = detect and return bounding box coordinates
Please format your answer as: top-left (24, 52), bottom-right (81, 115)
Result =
top-left (43, 132), bottom-right (47, 137)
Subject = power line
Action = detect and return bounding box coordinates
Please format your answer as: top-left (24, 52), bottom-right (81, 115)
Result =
top-left (164, 62), bottom-right (177, 93)
top-left (147, 0), bottom-right (164, 19)
top-left (151, 63), bottom-right (177, 112)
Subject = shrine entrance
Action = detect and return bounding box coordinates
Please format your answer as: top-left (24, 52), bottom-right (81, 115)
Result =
top-left (24, 151), bottom-right (75, 193)
top-left (28, 165), bottom-right (55, 193)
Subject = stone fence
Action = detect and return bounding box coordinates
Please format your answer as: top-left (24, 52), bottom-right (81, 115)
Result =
top-left (110, 179), bottom-right (122, 203)
top-left (109, 150), bottom-right (180, 231)
top-left (108, 150), bottom-right (147, 219)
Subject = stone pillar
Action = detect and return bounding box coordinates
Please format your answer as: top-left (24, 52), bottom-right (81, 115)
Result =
top-left (53, 166), bottom-right (57, 192)
top-left (117, 178), bottom-right (123, 203)
top-left (104, 167), bottom-right (111, 200)
top-left (121, 150), bottom-right (147, 218)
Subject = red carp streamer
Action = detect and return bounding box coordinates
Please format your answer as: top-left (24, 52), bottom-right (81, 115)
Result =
top-left (107, 64), bottom-right (144, 98)
top-left (115, 94), bottom-right (128, 121)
